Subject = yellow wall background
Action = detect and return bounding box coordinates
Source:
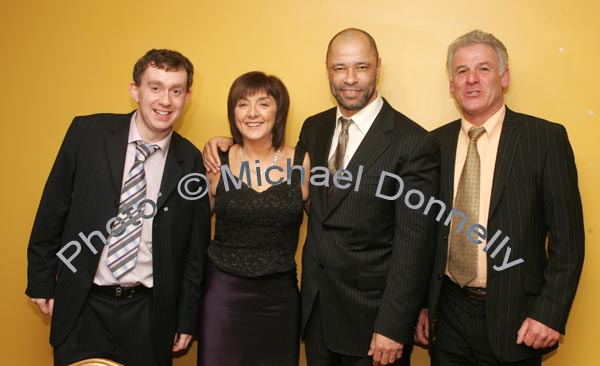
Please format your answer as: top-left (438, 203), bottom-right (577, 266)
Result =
top-left (1, 0), bottom-right (598, 365)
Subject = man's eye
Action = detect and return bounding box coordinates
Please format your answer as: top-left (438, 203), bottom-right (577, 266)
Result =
top-left (152, 87), bottom-right (160, 92)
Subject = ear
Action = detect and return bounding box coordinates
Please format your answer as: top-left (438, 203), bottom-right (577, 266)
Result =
top-left (184, 89), bottom-right (192, 106)
top-left (449, 79), bottom-right (455, 95)
top-left (129, 81), bottom-right (139, 103)
top-left (501, 68), bottom-right (510, 89)
top-left (376, 57), bottom-right (382, 80)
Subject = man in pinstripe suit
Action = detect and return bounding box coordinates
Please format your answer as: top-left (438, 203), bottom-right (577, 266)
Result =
top-left (298, 28), bottom-right (439, 366)
top-left (414, 30), bottom-right (584, 366)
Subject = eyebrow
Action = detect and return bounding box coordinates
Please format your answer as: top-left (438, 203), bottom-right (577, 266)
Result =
top-left (146, 80), bottom-right (185, 88)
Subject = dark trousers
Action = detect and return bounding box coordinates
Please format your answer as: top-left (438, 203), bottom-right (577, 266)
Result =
top-left (54, 288), bottom-right (158, 366)
top-left (304, 296), bottom-right (412, 366)
top-left (432, 279), bottom-right (541, 366)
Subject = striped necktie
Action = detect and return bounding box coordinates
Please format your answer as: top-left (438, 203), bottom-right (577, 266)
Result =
top-left (328, 117), bottom-right (353, 201)
top-left (106, 140), bottom-right (160, 279)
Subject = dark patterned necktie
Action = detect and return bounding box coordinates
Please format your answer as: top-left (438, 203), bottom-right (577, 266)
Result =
top-left (448, 127), bottom-right (485, 287)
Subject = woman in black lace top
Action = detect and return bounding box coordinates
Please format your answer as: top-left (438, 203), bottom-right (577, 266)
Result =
top-left (198, 71), bottom-right (310, 366)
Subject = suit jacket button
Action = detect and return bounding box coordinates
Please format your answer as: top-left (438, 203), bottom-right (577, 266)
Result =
top-left (443, 234), bottom-right (448, 240)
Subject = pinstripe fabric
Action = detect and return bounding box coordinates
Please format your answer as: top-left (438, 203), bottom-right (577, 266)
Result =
top-left (428, 108), bottom-right (585, 363)
top-left (298, 99), bottom-right (440, 356)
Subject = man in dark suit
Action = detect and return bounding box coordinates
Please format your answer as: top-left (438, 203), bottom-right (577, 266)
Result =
top-left (298, 28), bottom-right (438, 366)
top-left (26, 49), bottom-right (211, 366)
top-left (414, 30), bottom-right (585, 366)
top-left (201, 28), bottom-right (438, 366)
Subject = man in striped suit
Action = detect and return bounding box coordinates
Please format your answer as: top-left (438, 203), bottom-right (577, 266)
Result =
top-left (297, 28), bottom-right (439, 366)
top-left (415, 30), bottom-right (585, 366)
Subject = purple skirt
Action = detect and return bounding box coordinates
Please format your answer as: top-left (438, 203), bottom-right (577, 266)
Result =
top-left (198, 261), bottom-right (300, 366)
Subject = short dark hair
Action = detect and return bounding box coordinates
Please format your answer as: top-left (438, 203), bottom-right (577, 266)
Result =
top-left (227, 71), bottom-right (290, 149)
top-left (133, 49), bottom-right (194, 90)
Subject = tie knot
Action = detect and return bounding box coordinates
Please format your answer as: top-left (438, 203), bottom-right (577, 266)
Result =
top-left (340, 117), bottom-right (353, 131)
top-left (468, 127), bottom-right (485, 142)
top-left (135, 141), bottom-right (160, 162)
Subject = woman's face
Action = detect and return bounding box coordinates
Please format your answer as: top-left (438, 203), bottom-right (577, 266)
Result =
top-left (234, 91), bottom-right (277, 145)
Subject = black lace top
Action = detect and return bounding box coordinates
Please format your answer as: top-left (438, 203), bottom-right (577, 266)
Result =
top-left (208, 147), bottom-right (305, 277)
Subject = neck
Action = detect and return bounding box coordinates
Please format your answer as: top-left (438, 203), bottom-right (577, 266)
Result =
top-left (463, 103), bottom-right (504, 127)
top-left (134, 117), bottom-right (171, 143)
top-left (240, 140), bottom-right (276, 161)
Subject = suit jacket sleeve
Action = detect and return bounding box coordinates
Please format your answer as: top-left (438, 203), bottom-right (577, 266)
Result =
top-left (26, 118), bottom-right (80, 299)
top-left (374, 132), bottom-right (440, 343)
top-left (530, 124), bottom-right (584, 333)
top-left (175, 152), bottom-right (212, 336)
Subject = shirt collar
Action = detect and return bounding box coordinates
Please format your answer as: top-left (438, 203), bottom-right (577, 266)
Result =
top-left (460, 104), bottom-right (505, 141)
top-left (129, 111), bottom-right (172, 156)
top-left (335, 92), bottom-right (384, 134)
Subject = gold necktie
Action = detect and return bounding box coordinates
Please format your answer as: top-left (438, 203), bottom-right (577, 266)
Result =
top-left (448, 126), bottom-right (486, 287)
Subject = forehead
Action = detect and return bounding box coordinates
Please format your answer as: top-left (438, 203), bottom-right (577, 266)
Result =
top-left (237, 89), bottom-right (272, 100)
top-left (140, 65), bottom-right (188, 85)
top-left (327, 36), bottom-right (377, 64)
top-left (453, 43), bottom-right (499, 67)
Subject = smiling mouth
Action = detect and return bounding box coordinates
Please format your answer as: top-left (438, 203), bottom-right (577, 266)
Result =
top-left (154, 109), bottom-right (171, 116)
top-left (246, 122), bottom-right (263, 127)
top-left (466, 91), bottom-right (481, 97)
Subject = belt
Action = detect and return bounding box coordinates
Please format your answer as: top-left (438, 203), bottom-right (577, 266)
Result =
top-left (91, 284), bottom-right (152, 299)
top-left (463, 286), bottom-right (487, 301)
top-left (445, 276), bottom-right (487, 301)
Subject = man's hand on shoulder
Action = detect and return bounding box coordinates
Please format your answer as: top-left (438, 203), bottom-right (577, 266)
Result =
top-left (202, 137), bottom-right (233, 173)
top-left (31, 298), bottom-right (54, 315)
top-left (368, 332), bottom-right (404, 366)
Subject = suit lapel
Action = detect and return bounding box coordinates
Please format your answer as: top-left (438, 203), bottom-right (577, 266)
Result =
top-left (489, 108), bottom-right (522, 218)
top-left (105, 113), bottom-right (133, 195)
top-left (440, 121), bottom-right (461, 205)
top-left (157, 133), bottom-right (183, 210)
top-left (326, 100), bottom-right (393, 215)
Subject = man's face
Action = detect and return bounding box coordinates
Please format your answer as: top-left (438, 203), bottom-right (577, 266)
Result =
top-left (326, 35), bottom-right (381, 117)
top-left (449, 43), bottom-right (509, 125)
top-left (129, 66), bottom-right (191, 140)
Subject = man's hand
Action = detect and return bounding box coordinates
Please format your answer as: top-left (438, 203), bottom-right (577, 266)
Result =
top-left (31, 298), bottom-right (54, 315)
top-left (202, 137), bottom-right (233, 173)
top-left (414, 308), bottom-right (429, 346)
top-left (516, 317), bottom-right (560, 349)
top-left (368, 332), bottom-right (404, 366)
top-left (173, 333), bottom-right (192, 352)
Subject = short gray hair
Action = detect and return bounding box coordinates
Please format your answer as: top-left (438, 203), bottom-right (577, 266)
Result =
top-left (447, 30), bottom-right (508, 80)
